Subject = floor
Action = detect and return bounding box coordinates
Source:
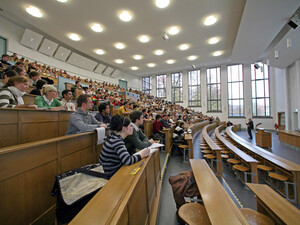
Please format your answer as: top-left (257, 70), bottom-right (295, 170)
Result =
top-left (157, 129), bottom-right (300, 225)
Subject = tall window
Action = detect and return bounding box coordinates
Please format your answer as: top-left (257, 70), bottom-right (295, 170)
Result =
top-left (207, 67), bottom-right (221, 112)
top-left (188, 70), bottom-right (201, 107)
top-left (251, 63), bottom-right (270, 117)
top-left (142, 77), bottom-right (152, 94)
top-left (171, 72), bottom-right (183, 102)
top-left (156, 74), bottom-right (166, 98)
top-left (228, 64), bottom-right (244, 117)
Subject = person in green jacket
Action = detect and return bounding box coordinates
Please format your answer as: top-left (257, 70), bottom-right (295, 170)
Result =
top-left (124, 110), bottom-right (155, 155)
top-left (34, 85), bottom-right (67, 110)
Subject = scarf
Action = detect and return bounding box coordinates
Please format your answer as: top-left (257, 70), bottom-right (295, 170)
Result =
top-left (8, 86), bottom-right (25, 105)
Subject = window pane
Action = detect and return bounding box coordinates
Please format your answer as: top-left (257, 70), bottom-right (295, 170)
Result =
top-left (265, 80), bottom-right (269, 97)
top-left (188, 70), bottom-right (201, 106)
top-left (256, 80), bottom-right (264, 98)
top-left (231, 83), bottom-right (240, 98)
top-left (257, 99), bottom-right (265, 116)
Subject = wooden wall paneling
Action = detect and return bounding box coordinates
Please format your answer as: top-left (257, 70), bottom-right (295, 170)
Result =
top-left (0, 143), bottom-right (57, 181)
top-left (154, 151), bottom-right (161, 185)
top-left (19, 110), bottom-right (59, 123)
top-left (58, 111), bottom-right (72, 135)
top-left (116, 206), bottom-right (129, 225)
top-left (146, 157), bottom-right (157, 221)
top-left (0, 109), bottom-right (18, 147)
top-left (128, 172), bottom-right (149, 225)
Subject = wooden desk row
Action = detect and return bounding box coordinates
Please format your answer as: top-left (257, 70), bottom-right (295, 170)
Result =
top-left (278, 130), bottom-right (300, 148)
top-left (226, 126), bottom-right (300, 204)
top-left (71, 150), bottom-right (161, 225)
top-left (215, 125), bottom-right (258, 183)
top-left (0, 131), bottom-right (98, 225)
top-left (0, 108), bottom-right (73, 148)
top-left (191, 159), bottom-right (300, 225)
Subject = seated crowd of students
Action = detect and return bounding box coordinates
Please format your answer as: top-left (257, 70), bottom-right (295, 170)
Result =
top-left (0, 52), bottom-right (220, 180)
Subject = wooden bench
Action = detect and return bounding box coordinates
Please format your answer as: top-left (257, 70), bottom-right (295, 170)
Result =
top-left (190, 159), bottom-right (249, 225)
top-left (202, 123), bottom-right (223, 176)
top-left (0, 108), bottom-right (72, 148)
top-left (216, 125), bottom-right (258, 184)
top-left (0, 131), bottom-right (98, 225)
top-left (247, 183), bottom-right (300, 225)
top-left (163, 125), bottom-right (175, 154)
top-left (23, 93), bottom-right (37, 105)
top-left (144, 119), bottom-right (153, 138)
top-left (226, 126), bottom-right (300, 204)
top-left (70, 150), bottom-right (161, 225)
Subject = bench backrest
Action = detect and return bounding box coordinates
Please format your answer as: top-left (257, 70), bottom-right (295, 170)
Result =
top-left (0, 131), bottom-right (98, 225)
top-left (0, 108), bottom-right (72, 148)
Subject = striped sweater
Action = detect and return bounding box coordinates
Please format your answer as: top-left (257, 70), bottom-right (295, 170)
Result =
top-left (99, 132), bottom-right (141, 179)
top-left (0, 88), bottom-right (18, 108)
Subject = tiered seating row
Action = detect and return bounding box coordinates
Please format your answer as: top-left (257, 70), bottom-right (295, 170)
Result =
top-left (226, 126), bottom-right (300, 204)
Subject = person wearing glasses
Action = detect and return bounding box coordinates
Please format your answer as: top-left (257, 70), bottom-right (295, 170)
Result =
top-left (100, 114), bottom-right (150, 179)
top-left (34, 85), bottom-right (67, 110)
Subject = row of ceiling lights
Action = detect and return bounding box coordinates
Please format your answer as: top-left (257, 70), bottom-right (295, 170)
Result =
top-left (25, 0), bottom-right (223, 71)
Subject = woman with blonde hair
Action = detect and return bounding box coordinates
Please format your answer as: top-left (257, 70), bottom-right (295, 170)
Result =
top-left (34, 85), bottom-right (67, 110)
top-left (0, 75), bottom-right (37, 109)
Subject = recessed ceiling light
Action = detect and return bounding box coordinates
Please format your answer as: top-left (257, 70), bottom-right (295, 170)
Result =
top-left (95, 49), bottom-right (105, 55)
top-left (147, 63), bottom-right (156, 67)
top-left (57, 0), bottom-right (68, 2)
top-left (167, 26), bottom-right (180, 35)
top-left (154, 49), bottom-right (164, 55)
top-left (91, 23), bottom-right (104, 32)
top-left (115, 59), bottom-right (124, 64)
top-left (26, 6), bottom-right (43, 18)
top-left (114, 42), bottom-right (126, 49)
top-left (188, 55), bottom-right (198, 60)
top-left (208, 37), bottom-right (219, 44)
top-left (155, 0), bottom-right (170, 8)
top-left (68, 33), bottom-right (81, 41)
top-left (119, 10), bottom-right (133, 22)
top-left (178, 44), bottom-right (190, 50)
top-left (204, 15), bottom-right (217, 26)
top-left (166, 59), bottom-right (175, 64)
top-left (138, 35), bottom-right (150, 43)
top-left (133, 55), bottom-right (143, 60)
top-left (212, 51), bottom-right (223, 56)
top-left (131, 66), bottom-right (139, 70)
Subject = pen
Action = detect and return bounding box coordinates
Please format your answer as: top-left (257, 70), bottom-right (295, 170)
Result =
top-left (130, 160), bottom-right (144, 175)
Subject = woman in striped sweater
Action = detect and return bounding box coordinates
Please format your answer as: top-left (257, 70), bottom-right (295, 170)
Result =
top-left (100, 114), bottom-right (150, 179)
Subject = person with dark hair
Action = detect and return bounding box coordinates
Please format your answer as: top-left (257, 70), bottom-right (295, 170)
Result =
top-left (28, 71), bottom-right (40, 86)
top-left (118, 101), bottom-right (130, 116)
top-left (0, 70), bottom-right (17, 88)
top-left (15, 61), bottom-right (25, 69)
top-left (60, 89), bottom-right (75, 111)
top-left (0, 54), bottom-right (12, 69)
top-left (0, 75), bottom-right (37, 109)
top-left (14, 67), bottom-right (26, 76)
top-left (66, 94), bottom-right (107, 135)
top-left (95, 102), bottom-right (111, 124)
top-left (29, 79), bottom-right (47, 96)
top-left (124, 111), bottom-right (154, 155)
top-left (153, 114), bottom-right (164, 134)
top-left (71, 80), bottom-right (82, 95)
top-left (161, 114), bottom-right (171, 128)
top-left (246, 118), bottom-right (254, 139)
top-left (99, 114), bottom-right (150, 179)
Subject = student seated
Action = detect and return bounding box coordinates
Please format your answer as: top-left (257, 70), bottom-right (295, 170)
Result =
top-left (0, 75), bottom-right (37, 109)
top-left (29, 79), bottom-right (47, 96)
top-left (152, 114), bottom-right (165, 139)
top-left (60, 89), bottom-right (76, 111)
top-left (34, 85), bottom-right (67, 110)
top-left (99, 114), bottom-right (150, 179)
top-left (66, 94), bottom-right (107, 135)
top-left (28, 71), bottom-right (40, 86)
top-left (124, 110), bottom-right (155, 155)
top-left (95, 102), bottom-right (111, 124)
top-left (0, 70), bottom-right (17, 88)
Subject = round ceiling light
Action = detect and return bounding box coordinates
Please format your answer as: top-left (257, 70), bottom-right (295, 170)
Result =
top-left (119, 10), bottom-right (133, 22)
top-left (167, 26), bottom-right (180, 35)
top-left (133, 55), bottom-right (143, 60)
top-left (26, 6), bottom-right (43, 18)
top-left (155, 0), bottom-right (170, 8)
top-left (95, 49), bottom-right (105, 55)
top-left (204, 15), bottom-right (217, 26)
top-left (138, 35), bottom-right (150, 43)
top-left (114, 42), bottom-right (126, 49)
top-left (91, 23), bottom-right (104, 32)
top-left (154, 49), bottom-right (164, 55)
top-left (68, 33), bottom-right (81, 41)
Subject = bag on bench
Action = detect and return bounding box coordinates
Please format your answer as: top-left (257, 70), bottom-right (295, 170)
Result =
top-left (169, 171), bottom-right (201, 209)
top-left (51, 164), bottom-right (108, 224)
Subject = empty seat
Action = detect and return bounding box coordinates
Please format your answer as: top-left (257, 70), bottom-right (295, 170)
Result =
top-left (227, 158), bottom-right (241, 164)
top-left (240, 208), bottom-right (274, 225)
top-left (178, 203), bottom-right (211, 225)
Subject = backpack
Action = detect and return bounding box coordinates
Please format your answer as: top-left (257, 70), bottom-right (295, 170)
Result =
top-left (169, 171), bottom-right (201, 209)
top-left (51, 164), bottom-right (108, 224)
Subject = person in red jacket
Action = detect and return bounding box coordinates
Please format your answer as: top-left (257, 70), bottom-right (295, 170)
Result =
top-left (153, 114), bottom-right (165, 140)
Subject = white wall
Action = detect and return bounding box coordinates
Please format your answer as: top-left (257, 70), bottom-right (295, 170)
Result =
top-left (0, 16), bottom-right (140, 89)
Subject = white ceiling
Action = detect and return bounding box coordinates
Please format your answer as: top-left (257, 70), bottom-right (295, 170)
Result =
top-left (0, 0), bottom-right (299, 76)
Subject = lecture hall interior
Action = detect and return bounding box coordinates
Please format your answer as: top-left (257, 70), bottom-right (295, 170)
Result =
top-left (0, 0), bottom-right (300, 224)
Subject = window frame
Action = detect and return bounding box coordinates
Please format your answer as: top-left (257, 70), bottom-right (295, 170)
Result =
top-left (206, 67), bottom-right (222, 112)
top-left (171, 72), bottom-right (183, 103)
top-left (142, 76), bottom-right (152, 94)
top-left (188, 69), bottom-right (201, 107)
top-left (156, 74), bottom-right (167, 98)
